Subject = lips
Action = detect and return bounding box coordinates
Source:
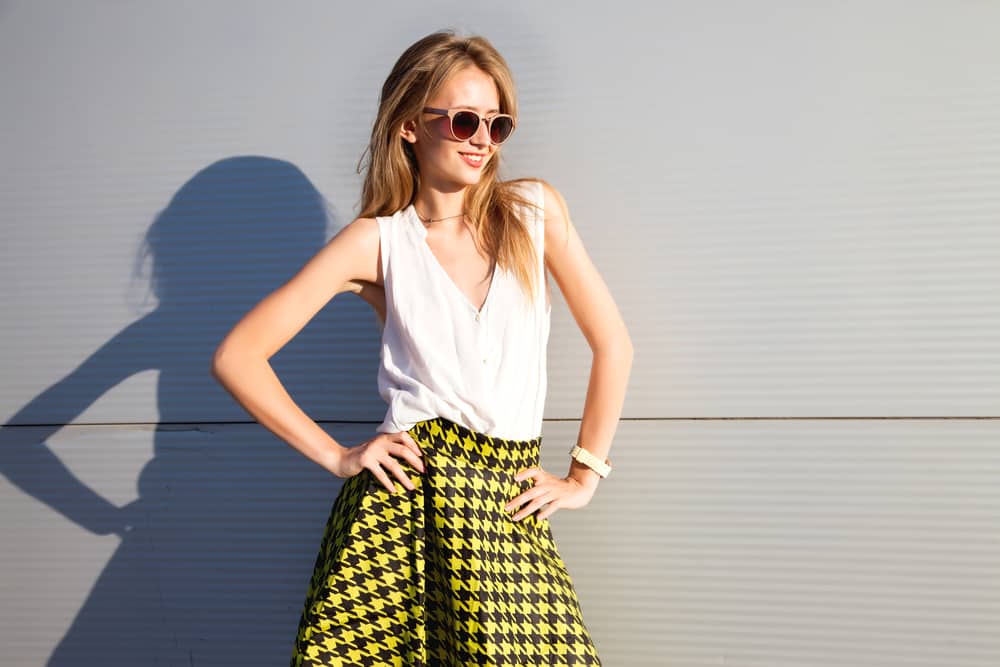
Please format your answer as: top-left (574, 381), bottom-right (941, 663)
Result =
top-left (459, 152), bottom-right (486, 168)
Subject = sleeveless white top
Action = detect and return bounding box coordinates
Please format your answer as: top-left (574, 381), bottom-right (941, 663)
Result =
top-left (374, 180), bottom-right (551, 441)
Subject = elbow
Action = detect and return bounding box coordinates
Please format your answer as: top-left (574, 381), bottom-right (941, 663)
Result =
top-left (593, 331), bottom-right (634, 365)
top-left (210, 339), bottom-right (241, 383)
top-left (209, 344), bottom-right (228, 383)
top-left (620, 334), bottom-right (635, 368)
top-left (615, 320), bottom-right (635, 363)
top-left (211, 336), bottom-right (269, 384)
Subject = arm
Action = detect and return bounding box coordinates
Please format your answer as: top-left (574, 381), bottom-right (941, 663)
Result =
top-left (541, 181), bottom-right (634, 492)
top-left (209, 217), bottom-right (382, 476)
top-left (343, 278), bottom-right (386, 327)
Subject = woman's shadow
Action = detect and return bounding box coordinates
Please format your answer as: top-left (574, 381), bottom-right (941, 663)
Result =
top-left (0, 157), bottom-right (386, 665)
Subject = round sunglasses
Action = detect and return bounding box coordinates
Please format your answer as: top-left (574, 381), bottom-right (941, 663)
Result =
top-left (422, 106), bottom-right (516, 145)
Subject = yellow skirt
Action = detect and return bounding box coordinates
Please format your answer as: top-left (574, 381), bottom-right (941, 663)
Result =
top-left (289, 415), bottom-right (602, 666)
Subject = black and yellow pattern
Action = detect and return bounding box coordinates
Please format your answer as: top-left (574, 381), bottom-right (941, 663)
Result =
top-left (289, 416), bottom-right (602, 666)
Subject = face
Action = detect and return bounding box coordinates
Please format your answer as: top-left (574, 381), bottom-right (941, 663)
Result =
top-left (401, 65), bottom-right (503, 191)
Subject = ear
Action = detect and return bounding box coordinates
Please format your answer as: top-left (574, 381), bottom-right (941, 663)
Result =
top-left (400, 118), bottom-right (418, 144)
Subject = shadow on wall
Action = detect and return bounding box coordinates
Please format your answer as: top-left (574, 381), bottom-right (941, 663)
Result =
top-left (0, 157), bottom-right (385, 665)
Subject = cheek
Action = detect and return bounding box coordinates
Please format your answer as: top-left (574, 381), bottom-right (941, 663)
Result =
top-left (411, 142), bottom-right (457, 175)
top-left (422, 143), bottom-right (453, 166)
top-left (425, 118), bottom-right (453, 142)
top-left (411, 137), bottom-right (441, 160)
top-left (424, 139), bottom-right (459, 163)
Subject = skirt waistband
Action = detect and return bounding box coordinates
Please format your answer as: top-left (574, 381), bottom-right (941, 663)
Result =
top-left (407, 416), bottom-right (541, 472)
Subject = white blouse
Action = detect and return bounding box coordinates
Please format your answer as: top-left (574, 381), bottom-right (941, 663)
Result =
top-left (374, 180), bottom-right (552, 441)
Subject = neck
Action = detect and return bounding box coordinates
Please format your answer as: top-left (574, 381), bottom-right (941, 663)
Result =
top-left (412, 184), bottom-right (468, 223)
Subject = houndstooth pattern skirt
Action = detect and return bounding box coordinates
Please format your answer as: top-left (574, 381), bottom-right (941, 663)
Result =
top-left (288, 415), bottom-right (602, 666)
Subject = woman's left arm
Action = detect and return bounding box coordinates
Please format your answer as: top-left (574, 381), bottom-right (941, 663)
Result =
top-left (506, 180), bottom-right (634, 521)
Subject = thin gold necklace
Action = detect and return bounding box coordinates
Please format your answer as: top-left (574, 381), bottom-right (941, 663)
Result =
top-left (415, 210), bottom-right (465, 224)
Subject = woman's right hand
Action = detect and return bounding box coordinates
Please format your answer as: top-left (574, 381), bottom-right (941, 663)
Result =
top-left (332, 431), bottom-right (425, 493)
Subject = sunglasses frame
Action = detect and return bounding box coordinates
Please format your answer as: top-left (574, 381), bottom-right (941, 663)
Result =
top-left (422, 106), bottom-right (516, 145)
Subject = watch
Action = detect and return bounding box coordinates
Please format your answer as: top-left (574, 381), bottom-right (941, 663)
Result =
top-left (569, 445), bottom-right (612, 479)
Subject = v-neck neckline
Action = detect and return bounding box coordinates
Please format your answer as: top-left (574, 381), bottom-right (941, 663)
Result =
top-left (408, 205), bottom-right (498, 316)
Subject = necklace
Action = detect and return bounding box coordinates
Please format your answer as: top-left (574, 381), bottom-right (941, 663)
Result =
top-left (415, 210), bottom-right (465, 224)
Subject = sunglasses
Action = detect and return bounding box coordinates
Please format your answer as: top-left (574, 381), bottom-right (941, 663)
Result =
top-left (422, 106), bottom-right (516, 145)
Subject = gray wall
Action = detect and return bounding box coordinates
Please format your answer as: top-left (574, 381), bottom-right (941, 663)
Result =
top-left (2, 1), bottom-right (999, 665)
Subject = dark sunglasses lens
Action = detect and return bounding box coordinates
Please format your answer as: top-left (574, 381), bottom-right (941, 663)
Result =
top-left (490, 116), bottom-right (514, 144)
top-left (451, 111), bottom-right (480, 140)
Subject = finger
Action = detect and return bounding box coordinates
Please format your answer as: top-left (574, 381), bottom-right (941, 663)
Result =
top-left (505, 486), bottom-right (548, 512)
top-left (368, 462), bottom-right (399, 494)
top-left (400, 432), bottom-right (423, 457)
top-left (390, 442), bottom-right (425, 472)
top-left (398, 439), bottom-right (426, 469)
top-left (512, 492), bottom-right (555, 522)
top-left (538, 499), bottom-right (561, 520)
top-left (381, 455), bottom-right (416, 492)
top-left (513, 467), bottom-right (540, 483)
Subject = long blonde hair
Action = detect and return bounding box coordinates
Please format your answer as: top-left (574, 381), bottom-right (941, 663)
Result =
top-left (356, 29), bottom-right (556, 306)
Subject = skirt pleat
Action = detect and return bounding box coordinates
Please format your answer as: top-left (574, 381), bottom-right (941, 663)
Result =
top-left (289, 416), bottom-right (602, 666)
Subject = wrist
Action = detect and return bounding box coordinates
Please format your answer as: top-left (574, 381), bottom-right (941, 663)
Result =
top-left (568, 443), bottom-right (612, 479)
top-left (567, 460), bottom-right (602, 492)
top-left (322, 442), bottom-right (349, 477)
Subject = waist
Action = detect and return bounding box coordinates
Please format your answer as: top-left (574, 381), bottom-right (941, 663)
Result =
top-left (408, 415), bottom-right (541, 472)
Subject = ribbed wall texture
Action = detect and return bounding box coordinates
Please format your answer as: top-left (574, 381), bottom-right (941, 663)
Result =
top-left (2, 1), bottom-right (999, 665)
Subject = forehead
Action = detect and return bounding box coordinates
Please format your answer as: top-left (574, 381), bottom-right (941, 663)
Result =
top-left (429, 66), bottom-right (500, 111)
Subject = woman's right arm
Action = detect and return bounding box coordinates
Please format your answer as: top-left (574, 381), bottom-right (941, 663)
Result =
top-left (209, 217), bottom-right (421, 488)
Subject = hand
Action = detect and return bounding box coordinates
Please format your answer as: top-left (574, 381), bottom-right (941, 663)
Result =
top-left (504, 465), bottom-right (597, 522)
top-left (332, 431), bottom-right (425, 494)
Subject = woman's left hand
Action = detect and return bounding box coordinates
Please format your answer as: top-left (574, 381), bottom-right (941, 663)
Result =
top-left (504, 467), bottom-right (597, 521)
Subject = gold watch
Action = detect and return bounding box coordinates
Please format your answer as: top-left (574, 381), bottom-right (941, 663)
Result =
top-left (569, 445), bottom-right (612, 478)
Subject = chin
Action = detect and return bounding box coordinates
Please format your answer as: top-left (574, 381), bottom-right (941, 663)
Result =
top-left (456, 157), bottom-right (491, 180)
top-left (430, 161), bottom-right (489, 189)
top-left (451, 171), bottom-right (484, 188)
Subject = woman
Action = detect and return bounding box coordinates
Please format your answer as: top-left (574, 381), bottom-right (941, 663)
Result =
top-left (211, 29), bottom-right (632, 666)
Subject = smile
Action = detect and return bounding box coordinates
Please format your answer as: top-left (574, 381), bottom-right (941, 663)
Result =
top-left (459, 152), bottom-right (486, 167)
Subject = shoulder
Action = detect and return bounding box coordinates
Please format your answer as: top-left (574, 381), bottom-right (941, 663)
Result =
top-left (536, 179), bottom-right (570, 224)
top-left (499, 177), bottom-right (573, 256)
top-left (335, 215), bottom-right (381, 249)
top-left (519, 178), bottom-right (572, 252)
top-left (314, 215), bottom-right (381, 284)
top-left (500, 178), bottom-right (570, 229)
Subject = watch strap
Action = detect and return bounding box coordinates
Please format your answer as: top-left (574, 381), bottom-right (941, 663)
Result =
top-left (569, 445), bottom-right (612, 478)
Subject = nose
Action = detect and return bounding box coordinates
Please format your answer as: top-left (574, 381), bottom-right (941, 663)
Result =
top-left (469, 117), bottom-right (492, 147)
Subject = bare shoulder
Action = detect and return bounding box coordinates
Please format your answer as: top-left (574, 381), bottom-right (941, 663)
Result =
top-left (313, 215), bottom-right (382, 286)
top-left (532, 178), bottom-right (573, 254)
top-left (502, 177), bottom-right (572, 245)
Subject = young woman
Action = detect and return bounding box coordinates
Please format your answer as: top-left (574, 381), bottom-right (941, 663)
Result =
top-left (211, 29), bottom-right (632, 666)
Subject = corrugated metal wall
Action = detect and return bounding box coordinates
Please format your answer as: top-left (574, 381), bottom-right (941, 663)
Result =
top-left (2, 1), bottom-right (999, 665)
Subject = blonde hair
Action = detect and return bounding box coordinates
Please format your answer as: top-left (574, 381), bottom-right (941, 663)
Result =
top-left (356, 28), bottom-right (557, 306)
